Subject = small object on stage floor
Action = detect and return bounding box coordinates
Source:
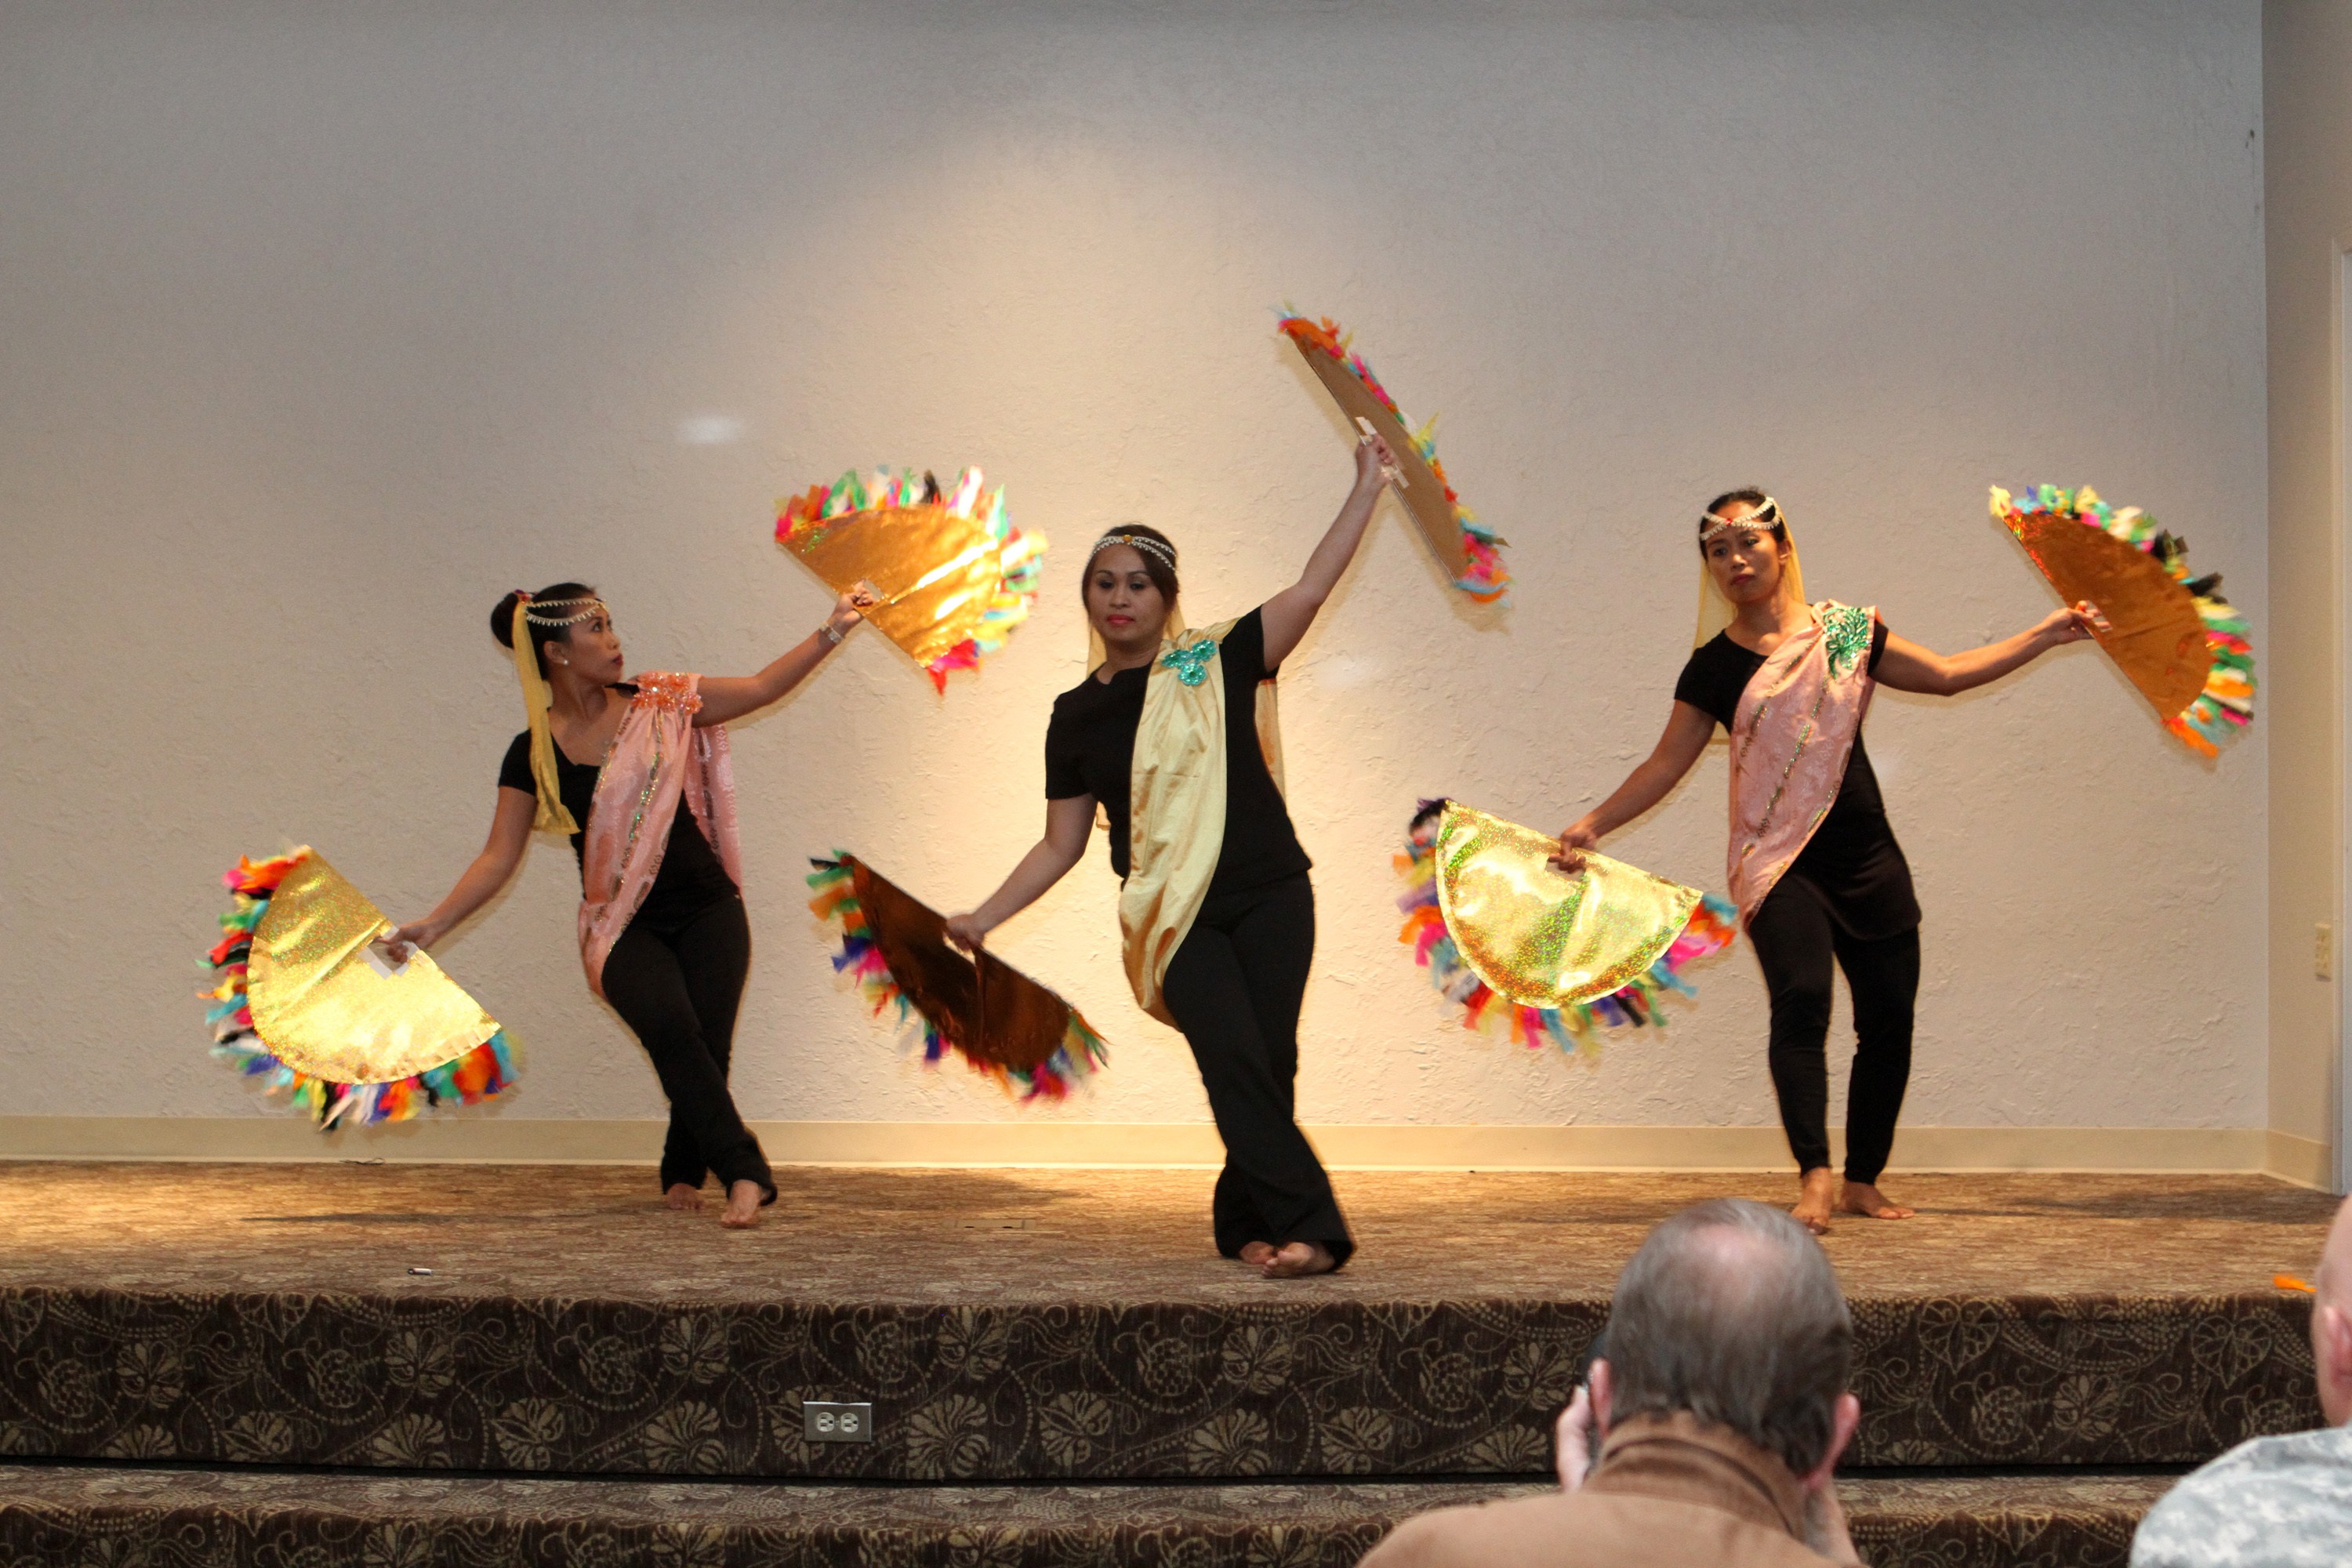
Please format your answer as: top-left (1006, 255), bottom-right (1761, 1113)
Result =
top-left (407, 1267), bottom-right (433, 1276)
top-left (201, 847), bottom-right (517, 1129)
top-left (774, 466), bottom-right (1044, 691)
top-left (1396, 799), bottom-right (1736, 1054)
top-left (2275, 1273), bottom-right (2315, 1294)
top-left (1276, 306), bottom-right (1508, 601)
top-left (808, 853), bottom-right (1107, 1099)
top-left (1991, 483), bottom-right (2255, 755)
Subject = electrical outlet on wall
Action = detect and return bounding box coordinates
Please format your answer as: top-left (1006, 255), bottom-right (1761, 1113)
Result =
top-left (2318, 923), bottom-right (2335, 981)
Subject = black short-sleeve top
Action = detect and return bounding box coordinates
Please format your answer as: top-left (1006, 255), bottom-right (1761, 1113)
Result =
top-left (1672, 620), bottom-right (1920, 938)
top-left (1044, 607), bottom-right (1312, 895)
top-left (498, 685), bottom-right (739, 924)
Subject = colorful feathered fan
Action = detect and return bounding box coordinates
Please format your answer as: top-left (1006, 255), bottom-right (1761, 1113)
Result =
top-left (809, 855), bottom-right (1106, 1099)
top-left (1398, 800), bottom-right (1735, 1055)
top-left (775, 466), bottom-right (1043, 691)
top-left (1276, 308), bottom-right (1508, 601)
top-left (203, 849), bottom-right (516, 1128)
top-left (1991, 485), bottom-right (2254, 756)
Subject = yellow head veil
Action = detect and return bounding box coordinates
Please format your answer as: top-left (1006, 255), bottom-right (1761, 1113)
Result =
top-left (1693, 495), bottom-right (1806, 647)
top-left (510, 594), bottom-right (585, 836)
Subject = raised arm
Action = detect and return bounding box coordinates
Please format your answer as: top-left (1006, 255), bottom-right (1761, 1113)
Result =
top-left (383, 786), bottom-right (536, 960)
top-left (943, 795), bottom-right (1097, 953)
top-left (1873, 601), bottom-right (2103, 697)
top-left (1260, 433), bottom-right (1397, 668)
top-left (695, 586), bottom-right (876, 727)
top-left (1550, 702), bottom-right (1717, 870)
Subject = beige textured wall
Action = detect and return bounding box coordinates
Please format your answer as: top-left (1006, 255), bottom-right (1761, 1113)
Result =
top-left (0, 2), bottom-right (2269, 1142)
top-left (2263, 0), bottom-right (2352, 1173)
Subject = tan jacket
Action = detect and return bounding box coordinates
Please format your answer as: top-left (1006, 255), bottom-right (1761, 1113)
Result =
top-left (1361, 1412), bottom-right (1845, 1568)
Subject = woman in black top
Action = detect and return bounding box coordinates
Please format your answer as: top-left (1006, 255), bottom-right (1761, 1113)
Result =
top-left (945, 434), bottom-right (1400, 1278)
top-left (387, 579), bottom-right (872, 1229)
top-left (1552, 492), bottom-right (2101, 1232)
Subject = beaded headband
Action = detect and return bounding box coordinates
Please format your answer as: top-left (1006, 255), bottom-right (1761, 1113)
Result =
top-left (1697, 496), bottom-right (1783, 545)
top-left (518, 593), bottom-right (608, 627)
top-left (1089, 532), bottom-right (1178, 572)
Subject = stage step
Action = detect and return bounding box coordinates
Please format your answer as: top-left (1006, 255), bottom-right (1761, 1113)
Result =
top-left (0, 1163), bottom-right (2330, 1481)
top-left (0, 1463), bottom-right (2175, 1567)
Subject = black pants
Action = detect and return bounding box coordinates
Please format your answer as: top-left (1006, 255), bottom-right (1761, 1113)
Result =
top-left (1160, 873), bottom-right (1353, 1267)
top-left (1746, 879), bottom-right (1921, 1186)
top-left (599, 895), bottom-right (775, 1201)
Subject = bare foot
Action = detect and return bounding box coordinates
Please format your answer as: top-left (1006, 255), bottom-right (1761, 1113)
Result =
top-left (1237, 1242), bottom-right (1278, 1266)
top-left (1259, 1241), bottom-right (1338, 1279)
top-left (1791, 1167), bottom-right (1837, 1235)
top-left (665, 1183), bottom-right (704, 1212)
top-left (1836, 1180), bottom-right (1915, 1221)
top-left (720, 1180), bottom-right (764, 1229)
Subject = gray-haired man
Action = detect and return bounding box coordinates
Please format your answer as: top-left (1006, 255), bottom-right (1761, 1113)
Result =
top-left (2130, 1194), bottom-right (2352, 1567)
top-left (1362, 1199), bottom-right (1863, 1568)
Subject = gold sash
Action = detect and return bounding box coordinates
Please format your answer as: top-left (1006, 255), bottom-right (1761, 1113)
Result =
top-left (1116, 618), bottom-right (1261, 1025)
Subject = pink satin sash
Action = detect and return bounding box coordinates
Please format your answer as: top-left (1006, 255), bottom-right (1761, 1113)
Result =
top-left (1726, 604), bottom-right (1878, 925)
top-left (576, 672), bottom-right (745, 996)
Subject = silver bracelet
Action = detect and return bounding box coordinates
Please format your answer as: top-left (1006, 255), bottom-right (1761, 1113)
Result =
top-left (820, 622), bottom-right (845, 647)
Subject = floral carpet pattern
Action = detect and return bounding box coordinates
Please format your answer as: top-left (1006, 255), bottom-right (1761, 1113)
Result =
top-left (0, 1465), bottom-right (2175, 1568)
top-left (0, 1164), bottom-right (2329, 1479)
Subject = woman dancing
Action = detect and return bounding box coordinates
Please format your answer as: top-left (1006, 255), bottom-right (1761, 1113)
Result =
top-left (943, 434), bottom-right (1401, 1277)
top-left (1552, 492), bottom-right (2103, 1232)
top-left (387, 580), bottom-right (873, 1229)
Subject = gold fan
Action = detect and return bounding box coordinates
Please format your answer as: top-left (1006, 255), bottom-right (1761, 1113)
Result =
top-left (205, 848), bottom-right (515, 1127)
top-left (775, 467), bottom-right (1043, 688)
top-left (1991, 485), bottom-right (2253, 756)
top-left (1399, 800), bottom-right (1735, 1048)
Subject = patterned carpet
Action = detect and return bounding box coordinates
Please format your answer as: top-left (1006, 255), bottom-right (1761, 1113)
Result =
top-left (0, 1464), bottom-right (2177, 1568)
top-left (0, 1164), bottom-right (2330, 1480)
top-left (0, 1163), bottom-right (2331, 1302)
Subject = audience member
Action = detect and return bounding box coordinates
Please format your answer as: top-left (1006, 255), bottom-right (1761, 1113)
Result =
top-left (1361, 1198), bottom-right (1864, 1567)
top-left (2129, 1194), bottom-right (2352, 1567)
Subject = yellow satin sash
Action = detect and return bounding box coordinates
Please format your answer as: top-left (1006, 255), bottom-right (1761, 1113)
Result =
top-left (1117, 617), bottom-right (1264, 1025)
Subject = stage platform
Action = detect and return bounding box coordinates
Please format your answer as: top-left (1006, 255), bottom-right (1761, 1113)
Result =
top-left (0, 1467), bottom-right (2172, 1566)
top-left (0, 1161), bottom-right (2334, 1566)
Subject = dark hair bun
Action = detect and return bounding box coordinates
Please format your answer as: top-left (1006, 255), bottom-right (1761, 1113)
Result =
top-left (490, 591), bottom-right (524, 649)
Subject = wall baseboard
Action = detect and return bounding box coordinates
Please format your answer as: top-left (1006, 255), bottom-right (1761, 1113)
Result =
top-left (2264, 1130), bottom-right (2334, 1189)
top-left (0, 1116), bottom-right (2300, 1174)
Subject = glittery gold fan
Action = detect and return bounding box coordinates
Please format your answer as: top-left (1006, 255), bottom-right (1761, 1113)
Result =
top-left (775, 466), bottom-right (1044, 690)
top-left (1397, 800), bottom-right (1735, 1053)
top-left (1991, 485), bottom-right (2254, 756)
top-left (203, 848), bottom-right (516, 1127)
top-left (808, 854), bottom-right (1106, 1099)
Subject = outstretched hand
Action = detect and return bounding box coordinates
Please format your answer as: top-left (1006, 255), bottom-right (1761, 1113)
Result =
top-left (2040, 599), bottom-right (2108, 646)
top-left (1355, 427), bottom-right (1402, 492)
top-left (943, 912), bottom-right (989, 953)
top-left (830, 581), bottom-right (879, 631)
